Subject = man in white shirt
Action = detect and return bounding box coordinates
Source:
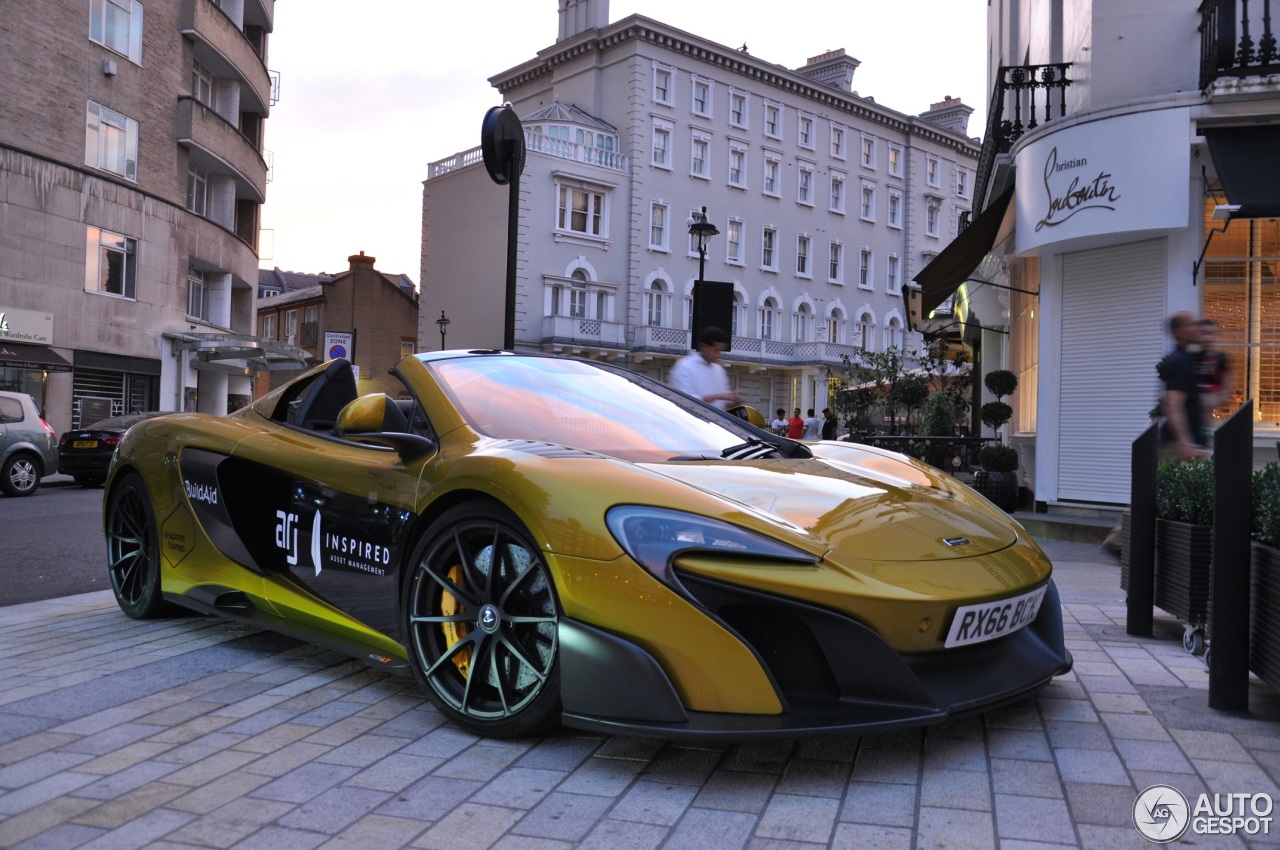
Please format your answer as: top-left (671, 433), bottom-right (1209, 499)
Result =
top-left (669, 326), bottom-right (739, 410)
top-left (802, 408), bottom-right (822, 440)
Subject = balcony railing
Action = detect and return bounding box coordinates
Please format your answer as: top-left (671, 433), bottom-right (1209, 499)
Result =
top-left (628, 328), bottom-right (883, 369)
top-left (541, 316), bottom-right (628, 349)
top-left (971, 63), bottom-right (1073, 218)
top-left (524, 132), bottom-right (629, 172)
top-left (1199, 0), bottom-right (1280, 89)
top-left (176, 97), bottom-right (268, 202)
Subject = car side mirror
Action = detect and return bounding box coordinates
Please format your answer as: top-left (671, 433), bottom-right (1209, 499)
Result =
top-left (335, 393), bottom-right (434, 459)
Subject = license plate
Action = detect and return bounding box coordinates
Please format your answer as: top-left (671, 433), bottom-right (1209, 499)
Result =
top-left (944, 586), bottom-right (1047, 648)
top-left (73, 440), bottom-right (98, 449)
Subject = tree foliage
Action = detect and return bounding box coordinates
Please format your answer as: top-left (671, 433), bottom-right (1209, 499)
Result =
top-left (828, 341), bottom-right (971, 437)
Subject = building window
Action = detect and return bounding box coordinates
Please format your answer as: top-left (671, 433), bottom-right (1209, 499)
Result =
top-left (691, 133), bottom-right (710, 179)
top-left (859, 249), bottom-right (873, 289)
top-left (926, 198), bottom-right (941, 237)
top-left (856, 312), bottom-right (872, 351)
top-left (728, 143), bottom-right (747, 188)
top-left (763, 154), bottom-right (780, 197)
top-left (89, 0), bottom-right (143, 65)
top-left (796, 235), bottom-right (811, 277)
top-left (570, 279), bottom-right (588, 318)
top-left (186, 165), bottom-right (208, 216)
top-left (798, 113), bottom-right (814, 149)
top-left (261, 313), bottom-right (277, 339)
top-left (85, 226), bottom-right (137, 299)
top-left (652, 120), bottom-right (672, 168)
top-left (829, 242), bottom-right (844, 284)
top-left (957, 168), bottom-right (970, 199)
top-left (726, 218), bottom-right (743, 265)
top-left (650, 202), bottom-right (669, 251)
top-left (860, 183), bottom-right (875, 221)
top-left (729, 90), bottom-right (748, 129)
top-left (192, 62), bottom-right (214, 107)
top-left (653, 64), bottom-right (673, 105)
top-left (285, 310), bottom-right (298, 342)
top-left (887, 254), bottom-right (901, 295)
top-left (885, 316), bottom-right (904, 350)
top-left (830, 123), bottom-right (847, 160)
top-left (187, 266), bottom-right (208, 321)
top-left (926, 155), bottom-right (941, 187)
top-left (761, 227), bottom-right (777, 271)
top-left (887, 191), bottom-right (902, 228)
top-left (764, 101), bottom-right (782, 139)
top-left (691, 77), bottom-right (712, 117)
top-left (830, 172), bottom-right (846, 214)
top-left (861, 135), bottom-right (876, 169)
top-left (760, 297), bottom-right (778, 340)
top-left (798, 163), bottom-right (814, 206)
top-left (826, 310), bottom-right (844, 344)
top-left (793, 303), bottom-right (814, 342)
top-left (888, 144), bottom-right (904, 178)
top-left (85, 100), bottom-right (138, 182)
top-left (556, 183), bottom-right (607, 237)
top-left (401, 340), bottom-right (416, 359)
top-left (645, 280), bottom-right (667, 327)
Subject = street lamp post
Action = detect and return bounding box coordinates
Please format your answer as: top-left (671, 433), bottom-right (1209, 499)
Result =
top-left (686, 206), bottom-right (719, 286)
top-left (436, 310), bottom-right (450, 350)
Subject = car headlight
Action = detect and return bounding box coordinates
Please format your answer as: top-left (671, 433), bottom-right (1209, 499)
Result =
top-left (605, 505), bottom-right (816, 588)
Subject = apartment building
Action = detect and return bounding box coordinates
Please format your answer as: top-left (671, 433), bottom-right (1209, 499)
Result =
top-left (0, 0), bottom-right (302, 431)
top-left (421, 0), bottom-right (979, 416)
top-left (911, 0), bottom-right (1280, 507)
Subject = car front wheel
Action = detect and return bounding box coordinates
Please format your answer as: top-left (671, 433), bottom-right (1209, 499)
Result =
top-left (105, 473), bottom-right (174, 618)
top-left (403, 502), bottom-right (561, 737)
top-left (1, 453), bottom-right (41, 496)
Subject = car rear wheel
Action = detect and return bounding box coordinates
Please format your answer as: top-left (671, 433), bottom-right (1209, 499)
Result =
top-left (106, 473), bottom-right (174, 619)
top-left (404, 503), bottom-right (561, 737)
top-left (1, 453), bottom-right (41, 496)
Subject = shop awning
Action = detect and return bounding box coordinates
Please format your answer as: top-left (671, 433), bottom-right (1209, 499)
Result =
top-left (1203, 126), bottom-right (1280, 218)
top-left (0, 342), bottom-right (72, 372)
top-left (910, 187), bottom-right (1015, 326)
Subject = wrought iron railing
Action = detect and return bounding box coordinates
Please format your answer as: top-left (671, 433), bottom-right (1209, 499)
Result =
top-left (1199, 0), bottom-right (1280, 89)
top-left (970, 63), bottom-right (1073, 222)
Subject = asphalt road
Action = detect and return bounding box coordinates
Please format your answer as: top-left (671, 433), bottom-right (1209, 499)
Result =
top-left (0, 481), bottom-right (109, 606)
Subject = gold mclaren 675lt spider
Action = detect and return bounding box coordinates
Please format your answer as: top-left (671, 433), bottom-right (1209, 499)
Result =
top-left (104, 350), bottom-right (1072, 740)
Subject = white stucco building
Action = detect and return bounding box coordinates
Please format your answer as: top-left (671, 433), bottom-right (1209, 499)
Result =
top-left (909, 0), bottom-right (1280, 508)
top-left (421, 0), bottom-right (979, 417)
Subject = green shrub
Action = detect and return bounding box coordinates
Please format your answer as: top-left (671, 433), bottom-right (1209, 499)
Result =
top-left (1253, 462), bottom-right (1280, 547)
top-left (921, 393), bottom-right (955, 437)
top-left (984, 369), bottom-right (1018, 399)
top-left (978, 444), bottom-right (1019, 472)
top-left (980, 401), bottom-right (1013, 431)
top-left (1155, 458), bottom-right (1214, 525)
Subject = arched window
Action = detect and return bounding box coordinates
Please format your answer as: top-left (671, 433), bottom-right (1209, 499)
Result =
top-left (760, 297), bottom-right (778, 340)
top-left (732, 291), bottom-right (746, 336)
top-left (646, 279), bottom-right (667, 327)
top-left (793, 303), bottom-right (814, 342)
top-left (884, 314), bottom-right (904, 350)
top-left (856, 311), bottom-right (874, 351)
top-left (826, 307), bottom-right (845, 344)
top-left (570, 269), bottom-right (588, 318)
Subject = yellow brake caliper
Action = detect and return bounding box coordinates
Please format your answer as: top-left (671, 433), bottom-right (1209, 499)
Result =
top-left (439, 565), bottom-right (472, 677)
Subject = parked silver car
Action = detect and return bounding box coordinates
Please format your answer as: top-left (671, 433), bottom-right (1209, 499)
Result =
top-left (0, 390), bottom-right (58, 496)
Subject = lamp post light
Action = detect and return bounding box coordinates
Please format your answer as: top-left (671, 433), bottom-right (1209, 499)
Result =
top-left (436, 310), bottom-right (450, 350)
top-left (686, 206), bottom-right (719, 286)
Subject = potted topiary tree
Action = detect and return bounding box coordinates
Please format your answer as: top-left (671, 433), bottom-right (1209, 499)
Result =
top-left (973, 369), bottom-right (1019, 512)
top-left (920, 391), bottom-right (956, 470)
top-left (1155, 457), bottom-right (1214, 653)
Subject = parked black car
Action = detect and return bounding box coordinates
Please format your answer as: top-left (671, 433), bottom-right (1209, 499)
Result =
top-left (58, 412), bottom-right (167, 487)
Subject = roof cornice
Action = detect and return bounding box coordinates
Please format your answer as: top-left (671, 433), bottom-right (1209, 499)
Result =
top-left (489, 16), bottom-right (979, 156)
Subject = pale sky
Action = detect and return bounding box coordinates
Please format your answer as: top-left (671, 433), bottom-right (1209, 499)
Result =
top-left (259, 1), bottom-right (989, 284)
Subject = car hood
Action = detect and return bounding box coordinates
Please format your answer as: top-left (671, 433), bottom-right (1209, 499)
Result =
top-left (637, 447), bottom-right (1018, 563)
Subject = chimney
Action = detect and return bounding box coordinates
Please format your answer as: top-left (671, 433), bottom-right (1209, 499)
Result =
top-left (558, 0), bottom-right (609, 42)
top-left (348, 251), bottom-right (376, 271)
top-left (919, 96), bottom-right (975, 136)
top-left (797, 49), bottom-right (860, 93)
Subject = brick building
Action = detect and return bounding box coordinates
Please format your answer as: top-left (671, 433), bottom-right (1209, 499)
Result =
top-left (0, 0), bottom-right (304, 431)
top-left (255, 252), bottom-right (419, 400)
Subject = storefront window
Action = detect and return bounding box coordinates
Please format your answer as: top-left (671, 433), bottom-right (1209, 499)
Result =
top-left (1201, 198), bottom-right (1280, 426)
top-left (0, 369), bottom-right (47, 408)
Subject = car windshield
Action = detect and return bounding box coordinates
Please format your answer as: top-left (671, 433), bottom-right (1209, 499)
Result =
top-left (427, 355), bottom-right (765, 462)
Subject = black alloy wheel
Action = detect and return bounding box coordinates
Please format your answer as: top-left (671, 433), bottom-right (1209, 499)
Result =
top-left (105, 473), bottom-right (173, 619)
top-left (404, 502), bottom-right (561, 737)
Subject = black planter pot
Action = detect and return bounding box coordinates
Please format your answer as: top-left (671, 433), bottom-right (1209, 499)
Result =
top-left (1251, 541), bottom-right (1280, 691)
top-left (1153, 519), bottom-right (1212, 627)
top-left (972, 469), bottom-right (1018, 513)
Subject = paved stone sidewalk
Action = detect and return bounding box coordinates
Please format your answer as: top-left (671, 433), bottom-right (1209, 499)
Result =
top-left (1, 540), bottom-right (1277, 849)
